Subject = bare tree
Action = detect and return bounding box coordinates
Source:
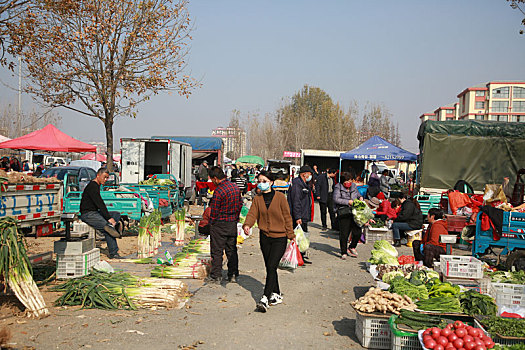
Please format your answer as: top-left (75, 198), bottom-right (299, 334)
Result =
top-left (508, 0), bottom-right (525, 34)
top-left (8, 0), bottom-right (198, 170)
top-left (0, 0), bottom-right (27, 65)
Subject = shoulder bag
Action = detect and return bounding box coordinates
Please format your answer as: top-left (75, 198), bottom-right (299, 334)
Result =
top-left (336, 186), bottom-right (352, 218)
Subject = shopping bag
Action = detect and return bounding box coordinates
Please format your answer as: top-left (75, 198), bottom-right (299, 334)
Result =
top-left (279, 240), bottom-right (298, 270)
top-left (294, 225), bottom-right (310, 253)
top-left (352, 205), bottom-right (374, 227)
top-left (296, 242), bottom-right (304, 267)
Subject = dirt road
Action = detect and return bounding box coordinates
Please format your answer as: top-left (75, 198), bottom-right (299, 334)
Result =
top-left (5, 204), bottom-right (413, 349)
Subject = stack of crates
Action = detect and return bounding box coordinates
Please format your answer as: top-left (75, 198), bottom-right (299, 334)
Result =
top-left (56, 243), bottom-right (100, 279)
top-left (365, 227), bottom-right (393, 244)
top-left (490, 283), bottom-right (525, 309)
top-left (440, 255), bottom-right (483, 279)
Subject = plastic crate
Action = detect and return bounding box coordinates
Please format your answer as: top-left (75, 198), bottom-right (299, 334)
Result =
top-left (365, 227), bottom-right (393, 245)
top-left (446, 215), bottom-right (468, 233)
top-left (355, 312), bottom-right (391, 349)
top-left (479, 277), bottom-right (492, 295)
top-left (440, 255), bottom-right (483, 279)
top-left (474, 319), bottom-right (525, 346)
top-left (56, 248), bottom-right (100, 279)
top-left (490, 283), bottom-right (525, 307)
top-left (389, 316), bottom-right (420, 350)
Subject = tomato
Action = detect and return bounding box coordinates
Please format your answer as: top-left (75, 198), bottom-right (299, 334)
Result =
top-left (474, 339), bottom-right (484, 347)
top-left (453, 339), bottom-right (465, 349)
top-left (481, 336), bottom-right (492, 343)
top-left (456, 328), bottom-right (467, 338)
top-left (463, 335), bottom-right (474, 343)
top-left (446, 324), bottom-right (454, 330)
top-left (437, 336), bottom-right (449, 347)
top-left (425, 339), bottom-right (437, 349)
top-left (441, 328), bottom-right (452, 337)
top-left (432, 328), bottom-right (442, 339)
top-left (474, 346), bottom-right (486, 350)
top-left (445, 344), bottom-right (455, 350)
top-left (485, 341), bottom-right (495, 349)
top-left (424, 329), bottom-right (431, 337)
top-left (435, 345), bottom-right (445, 350)
top-left (454, 321), bottom-right (465, 329)
top-left (424, 335), bottom-right (434, 344)
top-left (469, 328), bottom-right (480, 338)
top-left (465, 341), bottom-right (476, 350)
top-left (448, 333), bottom-right (458, 342)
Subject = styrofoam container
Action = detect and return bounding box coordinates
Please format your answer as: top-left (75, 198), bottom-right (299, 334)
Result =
top-left (355, 312), bottom-right (391, 349)
top-left (440, 235), bottom-right (457, 244)
top-left (440, 255), bottom-right (483, 279)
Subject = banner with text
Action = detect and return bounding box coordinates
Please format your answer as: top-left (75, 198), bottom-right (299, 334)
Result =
top-left (283, 151), bottom-right (301, 158)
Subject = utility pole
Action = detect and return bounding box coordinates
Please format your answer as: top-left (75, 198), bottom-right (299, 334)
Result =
top-left (18, 56), bottom-right (22, 137)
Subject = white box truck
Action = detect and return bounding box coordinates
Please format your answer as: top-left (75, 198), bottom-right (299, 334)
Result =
top-left (120, 138), bottom-right (192, 193)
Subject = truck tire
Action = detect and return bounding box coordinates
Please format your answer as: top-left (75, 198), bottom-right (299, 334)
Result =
top-left (506, 250), bottom-right (525, 271)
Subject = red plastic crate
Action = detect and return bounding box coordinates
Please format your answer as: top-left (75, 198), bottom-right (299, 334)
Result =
top-left (446, 214), bottom-right (468, 233)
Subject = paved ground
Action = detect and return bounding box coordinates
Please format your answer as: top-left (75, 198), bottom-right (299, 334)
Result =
top-left (4, 203), bottom-right (414, 349)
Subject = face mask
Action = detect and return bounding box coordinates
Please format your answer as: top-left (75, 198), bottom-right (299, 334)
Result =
top-left (343, 181), bottom-right (352, 189)
top-left (306, 175), bottom-right (312, 182)
top-left (257, 182), bottom-right (270, 191)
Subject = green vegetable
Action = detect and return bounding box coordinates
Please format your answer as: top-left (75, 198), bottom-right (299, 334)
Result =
top-left (459, 290), bottom-right (497, 316)
top-left (352, 200), bottom-right (374, 226)
top-left (368, 250), bottom-right (400, 265)
top-left (395, 309), bottom-right (449, 330)
top-left (370, 219), bottom-right (385, 228)
top-left (428, 282), bottom-right (460, 298)
top-left (382, 271), bottom-right (404, 284)
top-left (480, 316), bottom-right (525, 337)
top-left (352, 199), bottom-right (367, 210)
top-left (373, 240), bottom-right (399, 257)
top-left (389, 276), bottom-right (429, 301)
top-left (493, 344), bottom-right (525, 350)
top-left (416, 296), bottom-right (462, 313)
top-left (486, 270), bottom-right (525, 284)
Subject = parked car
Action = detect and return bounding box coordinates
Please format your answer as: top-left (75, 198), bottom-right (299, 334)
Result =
top-left (39, 166), bottom-right (97, 191)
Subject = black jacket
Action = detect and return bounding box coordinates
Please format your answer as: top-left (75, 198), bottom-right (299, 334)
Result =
top-left (80, 181), bottom-right (111, 220)
top-left (288, 176), bottom-right (311, 222)
top-left (315, 173), bottom-right (330, 203)
top-left (395, 199), bottom-right (423, 229)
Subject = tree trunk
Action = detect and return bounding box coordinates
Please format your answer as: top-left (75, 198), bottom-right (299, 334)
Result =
top-left (104, 117), bottom-right (114, 172)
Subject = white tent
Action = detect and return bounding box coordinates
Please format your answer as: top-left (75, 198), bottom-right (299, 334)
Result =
top-left (0, 135), bottom-right (10, 143)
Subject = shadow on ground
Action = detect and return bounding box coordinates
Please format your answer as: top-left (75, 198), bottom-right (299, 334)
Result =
top-left (353, 286), bottom-right (370, 299)
top-left (237, 274), bottom-right (265, 303)
top-left (310, 241), bottom-right (340, 258)
top-left (333, 317), bottom-right (359, 344)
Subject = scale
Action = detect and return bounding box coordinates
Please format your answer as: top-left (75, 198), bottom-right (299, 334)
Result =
top-left (53, 213), bottom-right (95, 256)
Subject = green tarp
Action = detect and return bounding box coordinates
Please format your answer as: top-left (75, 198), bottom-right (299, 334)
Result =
top-left (418, 120), bottom-right (525, 191)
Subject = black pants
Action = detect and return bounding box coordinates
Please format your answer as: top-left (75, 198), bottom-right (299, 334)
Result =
top-left (412, 240), bottom-right (445, 268)
top-left (210, 221), bottom-right (238, 279)
top-left (338, 214), bottom-right (362, 255)
top-left (260, 233), bottom-right (287, 298)
top-left (319, 194), bottom-right (337, 229)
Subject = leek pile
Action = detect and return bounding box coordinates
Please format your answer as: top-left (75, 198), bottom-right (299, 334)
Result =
top-left (0, 218), bottom-right (49, 318)
top-left (52, 271), bottom-right (188, 310)
top-left (151, 239), bottom-right (211, 279)
top-left (174, 209), bottom-right (186, 246)
top-left (137, 210), bottom-right (162, 258)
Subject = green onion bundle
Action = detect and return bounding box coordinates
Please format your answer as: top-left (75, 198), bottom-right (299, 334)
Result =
top-left (52, 271), bottom-right (188, 310)
top-left (174, 209), bottom-right (186, 246)
top-left (150, 239), bottom-right (211, 279)
top-left (137, 210), bottom-right (162, 258)
top-left (0, 218), bottom-right (49, 318)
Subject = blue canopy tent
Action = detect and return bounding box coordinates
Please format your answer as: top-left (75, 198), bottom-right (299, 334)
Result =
top-left (339, 136), bottom-right (417, 184)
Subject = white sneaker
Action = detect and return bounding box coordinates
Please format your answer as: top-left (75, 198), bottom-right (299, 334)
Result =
top-left (269, 293), bottom-right (283, 306)
top-left (256, 295), bottom-right (269, 313)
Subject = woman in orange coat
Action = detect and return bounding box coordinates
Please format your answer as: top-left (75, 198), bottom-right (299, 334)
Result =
top-left (412, 208), bottom-right (448, 268)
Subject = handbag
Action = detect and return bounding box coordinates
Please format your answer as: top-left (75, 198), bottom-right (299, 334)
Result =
top-left (336, 185), bottom-right (352, 218)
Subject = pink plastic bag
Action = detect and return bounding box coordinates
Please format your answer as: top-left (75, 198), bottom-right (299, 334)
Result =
top-left (279, 240), bottom-right (298, 270)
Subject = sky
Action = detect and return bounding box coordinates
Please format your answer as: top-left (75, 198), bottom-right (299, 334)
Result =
top-left (1, 0), bottom-right (525, 153)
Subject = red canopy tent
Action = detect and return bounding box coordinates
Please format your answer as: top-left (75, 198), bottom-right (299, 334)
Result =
top-left (0, 124), bottom-right (96, 153)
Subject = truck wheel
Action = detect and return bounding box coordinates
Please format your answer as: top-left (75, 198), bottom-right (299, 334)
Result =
top-left (506, 250), bottom-right (525, 271)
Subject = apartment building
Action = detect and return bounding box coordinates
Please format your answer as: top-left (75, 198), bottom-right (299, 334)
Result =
top-left (419, 81), bottom-right (525, 123)
top-left (457, 81), bottom-right (525, 122)
top-left (211, 126), bottom-right (247, 159)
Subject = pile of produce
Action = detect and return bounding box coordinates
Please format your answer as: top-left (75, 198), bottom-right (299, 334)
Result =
top-left (0, 218), bottom-right (49, 318)
top-left (368, 240), bottom-right (399, 265)
top-left (407, 270), bottom-right (441, 287)
top-left (376, 264), bottom-right (426, 280)
top-left (398, 255), bottom-right (416, 265)
top-left (139, 178), bottom-right (176, 187)
top-left (459, 290), bottom-right (497, 316)
top-left (137, 210), bottom-right (162, 258)
top-left (427, 282), bottom-right (460, 298)
top-left (477, 316), bottom-right (525, 338)
top-left (421, 320), bottom-right (495, 349)
top-left (173, 208), bottom-right (186, 246)
top-left (416, 295), bottom-right (463, 313)
top-left (0, 170), bottom-right (61, 184)
top-left (395, 309), bottom-right (451, 331)
top-left (351, 287), bottom-right (417, 314)
top-left (389, 276), bottom-right (429, 301)
top-left (493, 346), bottom-right (525, 350)
top-left (151, 239), bottom-right (211, 279)
top-left (369, 219), bottom-right (386, 228)
top-left (52, 271), bottom-right (188, 309)
top-left (352, 199), bottom-right (374, 227)
top-left (485, 270), bottom-right (525, 284)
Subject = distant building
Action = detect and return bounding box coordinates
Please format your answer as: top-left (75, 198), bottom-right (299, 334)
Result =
top-left (211, 127), bottom-right (246, 159)
top-left (419, 81), bottom-right (525, 123)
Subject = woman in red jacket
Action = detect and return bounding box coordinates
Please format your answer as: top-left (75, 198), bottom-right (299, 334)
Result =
top-left (412, 208), bottom-right (448, 268)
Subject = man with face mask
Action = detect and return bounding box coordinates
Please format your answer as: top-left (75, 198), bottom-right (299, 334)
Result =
top-left (288, 165), bottom-right (314, 263)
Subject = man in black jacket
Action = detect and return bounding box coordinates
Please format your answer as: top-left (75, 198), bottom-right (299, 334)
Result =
top-left (80, 168), bottom-right (123, 259)
top-left (288, 165), bottom-right (313, 233)
top-left (392, 194), bottom-right (423, 247)
top-left (315, 168), bottom-right (337, 230)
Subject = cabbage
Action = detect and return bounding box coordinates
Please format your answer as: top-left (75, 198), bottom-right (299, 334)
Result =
top-left (352, 204), bottom-right (374, 227)
top-left (382, 271), bottom-right (404, 284)
top-left (373, 240), bottom-right (398, 257)
top-left (367, 250), bottom-right (400, 265)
